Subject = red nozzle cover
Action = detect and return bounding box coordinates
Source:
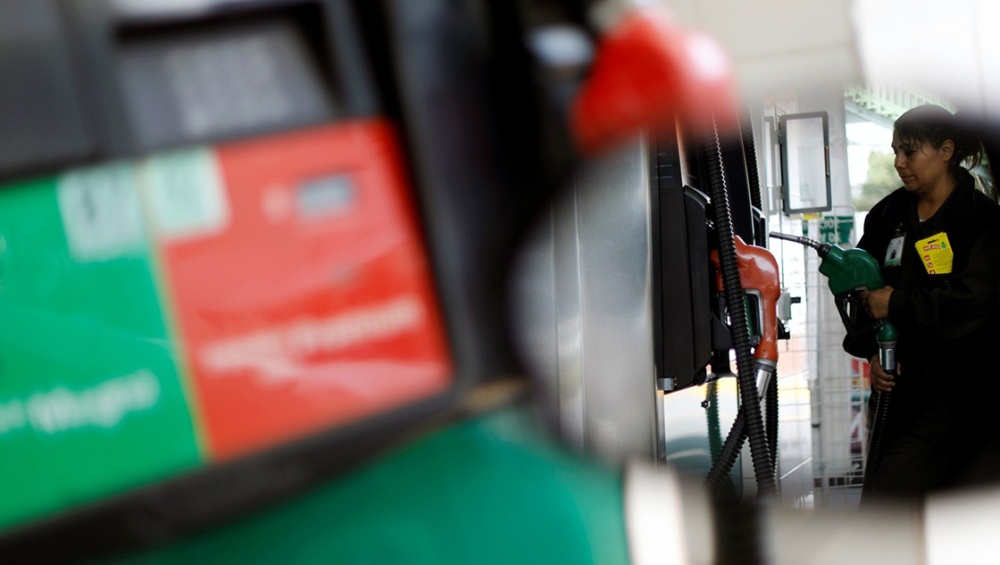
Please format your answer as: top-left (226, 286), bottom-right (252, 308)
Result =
top-left (710, 236), bottom-right (781, 362)
top-left (570, 6), bottom-right (740, 156)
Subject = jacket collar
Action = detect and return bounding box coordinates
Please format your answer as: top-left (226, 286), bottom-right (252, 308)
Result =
top-left (880, 169), bottom-right (982, 230)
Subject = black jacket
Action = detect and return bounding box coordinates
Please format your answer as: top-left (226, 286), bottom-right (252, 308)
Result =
top-left (846, 169), bottom-right (1000, 401)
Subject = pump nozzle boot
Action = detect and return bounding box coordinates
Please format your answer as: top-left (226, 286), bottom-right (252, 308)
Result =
top-left (710, 236), bottom-right (780, 363)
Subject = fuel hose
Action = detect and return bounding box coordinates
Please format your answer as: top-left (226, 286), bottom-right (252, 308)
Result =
top-left (863, 382), bottom-right (892, 495)
top-left (740, 109), bottom-right (779, 473)
top-left (706, 366), bottom-right (780, 496)
top-left (701, 117), bottom-right (776, 496)
top-left (706, 380), bottom-right (739, 498)
top-left (864, 326), bottom-right (897, 496)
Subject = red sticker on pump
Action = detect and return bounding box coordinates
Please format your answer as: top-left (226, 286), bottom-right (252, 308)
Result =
top-left (153, 120), bottom-right (452, 459)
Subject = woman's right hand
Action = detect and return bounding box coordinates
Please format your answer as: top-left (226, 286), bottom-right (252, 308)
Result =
top-left (869, 354), bottom-right (897, 393)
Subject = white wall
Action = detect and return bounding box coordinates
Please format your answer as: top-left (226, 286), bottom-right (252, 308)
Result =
top-left (658, 0), bottom-right (859, 100)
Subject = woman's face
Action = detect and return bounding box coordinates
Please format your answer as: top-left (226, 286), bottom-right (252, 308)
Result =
top-left (891, 131), bottom-right (954, 195)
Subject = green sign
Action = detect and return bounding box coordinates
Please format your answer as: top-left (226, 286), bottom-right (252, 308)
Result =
top-left (817, 215), bottom-right (854, 246)
top-left (0, 165), bottom-right (202, 529)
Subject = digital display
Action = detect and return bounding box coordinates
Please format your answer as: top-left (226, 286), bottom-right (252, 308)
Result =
top-left (117, 19), bottom-right (336, 151)
top-left (297, 174), bottom-right (356, 217)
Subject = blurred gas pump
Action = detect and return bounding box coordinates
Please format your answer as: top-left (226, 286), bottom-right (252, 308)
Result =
top-left (0, 0), bottom-right (757, 562)
top-left (0, 0), bottom-right (461, 553)
top-left (6, 1), bottom-right (1000, 564)
top-left (510, 0), bottom-right (777, 496)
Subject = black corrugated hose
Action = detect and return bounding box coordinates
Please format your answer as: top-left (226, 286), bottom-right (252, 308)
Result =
top-left (740, 111), bottom-right (780, 476)
top-left (707, 405), bottom-right (746, 495)
top-left (705, 367), bottom-right (780, 495)
top-left (706, 380), bottom-right (739, 498)
top-left (704, 113), bottom-right (780, 494)
top-left (862, 390), bottom-right (892, 495)
top-left (702, 117), bottom-right (777, 497)
top-left (766, 377), bottom-right (779, 478)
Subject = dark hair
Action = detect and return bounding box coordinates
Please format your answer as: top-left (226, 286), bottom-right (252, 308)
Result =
top-left (894, 104), bottom-right (984, 172)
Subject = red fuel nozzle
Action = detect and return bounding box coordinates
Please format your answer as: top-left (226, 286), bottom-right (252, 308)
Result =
top-left (710, 236), bottom-right (781, 362)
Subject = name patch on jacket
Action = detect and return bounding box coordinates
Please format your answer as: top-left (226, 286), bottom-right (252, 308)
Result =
top-left (915, 232), bottom-right (953, 274)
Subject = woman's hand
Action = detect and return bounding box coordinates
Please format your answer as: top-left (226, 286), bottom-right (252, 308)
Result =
top-left (860, 286), bottom-right (894, 320)
top-left (869, 354), bottom-right (898, 393)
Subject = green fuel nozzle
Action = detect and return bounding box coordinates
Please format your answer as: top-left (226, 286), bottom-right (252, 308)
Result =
top-left (769, 231), bottom-right (882, 296)
top-left (769, 234), bottom-right (899, 483)
top-left (769, 231), bottom-right (897, 368)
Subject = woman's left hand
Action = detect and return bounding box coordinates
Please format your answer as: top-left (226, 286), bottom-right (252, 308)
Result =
top-left (860, 286), bottom-right (894, 320)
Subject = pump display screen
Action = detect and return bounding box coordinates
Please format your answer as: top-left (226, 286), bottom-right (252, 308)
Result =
top-left (117, 19), bottom-right (335, 151)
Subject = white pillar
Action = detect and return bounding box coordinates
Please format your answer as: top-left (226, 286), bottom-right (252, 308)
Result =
top-left (797, 86), bottom-right (859, 503)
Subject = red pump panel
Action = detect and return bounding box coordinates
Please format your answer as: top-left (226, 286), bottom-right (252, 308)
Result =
top-left (155, 120), bottom-right (453, 460)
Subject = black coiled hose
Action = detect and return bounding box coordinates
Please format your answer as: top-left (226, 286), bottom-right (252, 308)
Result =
top-left (702, 119), bottom-right (777, 496)
top-left (706, 404), bottom-right (746, 494)
top-left (706, 380), bottom-right (739, 498)
top-left (766, 380), bottom-right (779, 478)
top-left (862, 390), bottom-right (892, 494)
top-left (740, 111), bottom-right (780, 475)
top-left (706, 368), bottom-right (780, 495)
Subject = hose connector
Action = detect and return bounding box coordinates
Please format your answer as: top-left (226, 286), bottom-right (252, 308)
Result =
top-left (769, 231), bottom-right (832, 258)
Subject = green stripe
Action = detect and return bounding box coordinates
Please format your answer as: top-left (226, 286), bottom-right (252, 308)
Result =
top-left (96, 408), bottom-right (630, 565)
top-left (0, 169), bottom-right (201, 529)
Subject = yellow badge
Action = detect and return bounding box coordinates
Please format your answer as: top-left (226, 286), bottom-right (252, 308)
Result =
top-left (914, 232), bottom-right (953, 274)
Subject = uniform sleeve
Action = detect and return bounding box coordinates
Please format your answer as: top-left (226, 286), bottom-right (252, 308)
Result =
top-left (842, 211), bottom-right (880, 361)
top-left (888, 223), bottom-right (1000, 340)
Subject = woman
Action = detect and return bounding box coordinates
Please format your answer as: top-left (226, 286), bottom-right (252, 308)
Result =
top-left (848, 104), bottom-right (1000, 502)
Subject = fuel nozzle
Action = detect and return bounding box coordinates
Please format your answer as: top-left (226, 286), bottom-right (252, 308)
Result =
top-left (710, 236), bottom-right (781, 363)
top-left (769, 232), bottom-right (832, 257)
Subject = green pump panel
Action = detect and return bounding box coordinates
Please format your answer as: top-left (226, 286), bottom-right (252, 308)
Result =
top-left (0, 1), bottom-right (656, 563)
top-left (96, 409), bottom-right (631, 565)
top-left (0, 167), bottom-right (204, 529)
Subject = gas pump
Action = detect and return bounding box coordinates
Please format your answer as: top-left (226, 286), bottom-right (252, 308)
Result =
top-left (11, 1), bottom-right (1000, 564)
top-left (705, 236), bottom-right (782, 496)
top-left (0, 0), bottom-right (464, 558)
top-left (509, 8), bottom-right (781, 496)
top-left (0, 0), bottom-right (911, 563)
